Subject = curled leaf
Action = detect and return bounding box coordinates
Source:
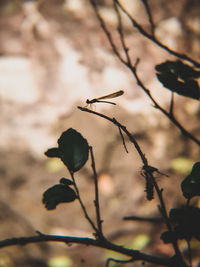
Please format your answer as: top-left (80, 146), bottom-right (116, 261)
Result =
top-left (42, 184), bottom-right (77, 210)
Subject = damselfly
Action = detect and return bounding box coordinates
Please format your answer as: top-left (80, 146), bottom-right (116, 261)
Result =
top-left (86, 90), bottom-right (124, 105)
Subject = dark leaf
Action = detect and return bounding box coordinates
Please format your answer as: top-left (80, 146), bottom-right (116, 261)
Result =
top-left (42, 184), bottom-right (77, 210)
top-left (155, 60), bottom-right (200, 100)
top-left (156, 60), bottom-right (200, 80)
top-left (169, 206), bottom-right (200, 241)
top-left (58, 128), bottom-right (89, 172)
top-left (167, 255), bottom-right (189, 267)
top-left (160, 231), bottom-right (177, 243)
top-left (60, 177), bottom-right (74, 186)
top-left (44, 147), bottom-right (60, 158)
top-left (181, 162), bottom-right (200, 199)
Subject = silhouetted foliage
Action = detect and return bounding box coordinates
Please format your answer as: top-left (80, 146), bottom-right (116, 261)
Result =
top-left (1, 1), bottom-right (200, 267)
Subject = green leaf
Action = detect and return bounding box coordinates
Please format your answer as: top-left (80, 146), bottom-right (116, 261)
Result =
top-left (42, 184), bottom-right (77, 210)
top-left (57, 128), bottom-right (89, 173)
top-left (45, 147), bottom-right (60, 158)
top-left (181, 162), bottom-right (200, 199)
top-left (59, 177), bottom-right (74, 186)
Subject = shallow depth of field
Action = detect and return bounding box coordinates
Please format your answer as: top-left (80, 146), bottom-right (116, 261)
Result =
top-left (0, 0), bottom-right (200, 266)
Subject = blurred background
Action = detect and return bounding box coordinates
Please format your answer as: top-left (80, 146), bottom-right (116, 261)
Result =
top-left (0, 0), bottom-right (200, 266)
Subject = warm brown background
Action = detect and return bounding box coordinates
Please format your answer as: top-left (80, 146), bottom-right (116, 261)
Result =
top-left (0, 0), bottom-right (200, 266)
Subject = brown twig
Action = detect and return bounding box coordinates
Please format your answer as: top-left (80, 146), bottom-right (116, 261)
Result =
top-left (115, 0), bottom-right (200, 67)
top-left (140, 0), bottom-right (155, 37)
top-left (106, 257), bottom-right (134, 267)
top-left (169, 92), bottom-right (174, 116)
top-left (70, 172), bottom-right (98, 233)
top-left (78, 106), bottom-right (148, 164)
top-left (90, 0), bottom-right (127, 65)
top-left (123, 215), bottom-right (163, 223)
top-left (113, 1), bottom-right (132, 65)
top-left (0, 233), bottom-right (170, 266)
top-left (118, 125), bottom-right (129, 153)
top-left (78, 106), bottom-right (186, 265)
top-left (89, 146), bottom-right (103, 238)
top-left (90, 1), bottom-right (200, 146)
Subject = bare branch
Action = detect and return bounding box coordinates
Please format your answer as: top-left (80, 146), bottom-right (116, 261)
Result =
top-left (70, 172), bottom-right (98, 233)
top-left (90, 1), bottom-right (200, 146)
top-left (123, 215), bottom-right (163, 223)
top-left (106, 257), bottom-right (134, 267)
top-left (89, 146), bottom-right (104, 238)
top-left (113, 1), bottom-right (132, 65)
top-left (78, 106), bottom-right (148, 165)
top-left (140, 0), bottom-right (155, 36)
top-left (0, 233), bottom-right (170, 266)
top-left (169, 92), bottom-right (174, 116)
top-left (115, 0), bottom-right (200, 67)
top-left (118, 125), bottom-right (128, 153)
top-left (90, 0), bottom-right (126, 65)
top-left (78, 106), bottom-right (185, 264)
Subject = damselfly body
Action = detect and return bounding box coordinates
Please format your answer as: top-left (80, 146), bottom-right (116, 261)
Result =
top-left (86, 90), bottom-right (124, 105)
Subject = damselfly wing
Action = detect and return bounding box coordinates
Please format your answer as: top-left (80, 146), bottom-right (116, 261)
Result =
top-left (86, 90), bottom-right (124, 105)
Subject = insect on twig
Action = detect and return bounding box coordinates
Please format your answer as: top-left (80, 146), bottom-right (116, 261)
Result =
top-left (86, 90), bottom-right (124, 106)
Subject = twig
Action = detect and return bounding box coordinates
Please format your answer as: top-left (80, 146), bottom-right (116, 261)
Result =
top-left (0, 234), bottom-right (170, 266)
top-left (118, 126), bottom-right (128, 153)
top-left (131, 64), bottom-right (200, 146)
top-left (169, 92), bottom-right (174, 116)
top-left (70, 171), bottom-right (98, 234)
top-left (90, 0), bottom-right (200, 146)
top-left (113, 1), bottom-right (132, 65)
top-left (78, 106), bottom-right (186, 265)
top-left (123, 215), bottom-right (163, 223)
top-left (115, 0), bottom-right (200, 67)
top-left (186, 199), bottom-right (191, 206)
top-left (106, 257), bottom-right (134, 267)
top-left (140, 0), bottom-right (155, 36)
top-left (89, 146), bottom-right (103, 238)
top-left (90, 0), bottom-right (126, 65)
top-left (78, 106), bottom-right (148, 165)
top-left (186, 239), bottom-right (192, 267)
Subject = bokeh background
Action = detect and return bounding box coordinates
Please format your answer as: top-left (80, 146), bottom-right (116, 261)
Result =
top-left (0, 0), bottom-right (200, 266)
